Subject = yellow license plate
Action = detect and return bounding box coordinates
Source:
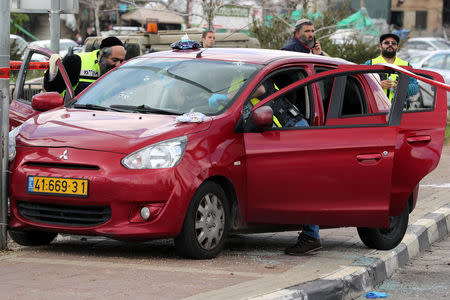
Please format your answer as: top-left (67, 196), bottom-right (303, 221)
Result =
top-left (27, 176), bottom-right (89, 197)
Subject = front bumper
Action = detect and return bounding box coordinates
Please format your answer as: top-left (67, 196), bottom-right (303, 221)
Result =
top-left (9, 146), bottom-right (196, 240)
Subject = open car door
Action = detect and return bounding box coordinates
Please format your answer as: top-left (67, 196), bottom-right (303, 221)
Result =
top-left (243, 64), bottom-right (449, 229)
top-left (9, 46), bottom-right (73, 130)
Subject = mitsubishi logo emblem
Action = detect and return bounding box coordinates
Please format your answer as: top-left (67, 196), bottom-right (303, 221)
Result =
top-left (58, 150), bottom-right (69, 160)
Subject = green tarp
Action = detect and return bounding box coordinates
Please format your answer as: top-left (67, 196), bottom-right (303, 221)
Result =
top-left (337, 8), bottom-right (379, 36)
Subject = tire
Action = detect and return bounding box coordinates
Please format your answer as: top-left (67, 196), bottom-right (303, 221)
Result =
top-left (175, 182), bottom-right (230, 259)
top-left (9, 230), bottom-right (57, 246)
top-left (357, 202), bottom-right (409, 250)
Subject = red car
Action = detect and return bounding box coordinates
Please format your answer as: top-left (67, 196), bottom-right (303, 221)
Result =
top-left (8, 45), bottom-right (449, 259)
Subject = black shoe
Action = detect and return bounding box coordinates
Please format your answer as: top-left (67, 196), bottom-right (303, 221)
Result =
top-left (285, 233), bottom-right (322, 255)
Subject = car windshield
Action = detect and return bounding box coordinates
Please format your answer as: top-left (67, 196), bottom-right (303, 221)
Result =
top-left (430, 40), bottom-right (449, 50)
top-left (75, 57), bottom-right (262, 115)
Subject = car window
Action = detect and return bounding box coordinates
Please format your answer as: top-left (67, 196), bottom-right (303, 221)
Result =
top-left (414, 41), bottom-right (430, 50)
top-left (18, 53), bottom-right (47, 103)
top-left (76, 57), bottom-right (263, 115)
top-left (243, 68), bottom-right (312, 128)
top-left (407, 73), bottom-right (437, 111)
top-left (430, 40), bottom-right (449, 50)
top-left (408, 55), bottom-right (425, 67)
top-left (423, 54), bottom-right (445, 69)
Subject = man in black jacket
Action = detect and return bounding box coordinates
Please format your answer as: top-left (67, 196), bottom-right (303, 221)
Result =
top-left (281, 18), bottom-right (323, 55)
top-left (281, 19), bottom-right (323, 256)
top-left (44, 36), bottom-right (126, 97)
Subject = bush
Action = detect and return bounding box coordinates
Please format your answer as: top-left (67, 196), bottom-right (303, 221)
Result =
top-left (319, 38), bottom-right (380, 64)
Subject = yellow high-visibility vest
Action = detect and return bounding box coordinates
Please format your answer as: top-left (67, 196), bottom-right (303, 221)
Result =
top-left (370, 55), bottom-right (409, 102)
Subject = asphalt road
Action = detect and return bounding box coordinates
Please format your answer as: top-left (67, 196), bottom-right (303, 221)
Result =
top-left (355, 234), bottom-right (450, 299)
top-left (0, 145), bottom-right (449, 299)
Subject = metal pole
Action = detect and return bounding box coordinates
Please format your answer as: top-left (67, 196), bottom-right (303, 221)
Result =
top-left (0, 0), bottom-right (11, 250)
top-left (50, 0), bottom-right (61, 54)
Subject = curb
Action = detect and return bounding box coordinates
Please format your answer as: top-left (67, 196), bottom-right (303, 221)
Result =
top-left (248, 203), bottom-right (450, 300)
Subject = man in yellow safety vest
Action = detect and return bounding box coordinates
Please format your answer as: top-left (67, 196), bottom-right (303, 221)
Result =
top-left (44, 36), bottom-right (126, 97)
top-left (364, 33), bottom-right (418, 103)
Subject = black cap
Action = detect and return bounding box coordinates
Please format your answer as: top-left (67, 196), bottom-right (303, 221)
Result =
top-left (379, 33), bottom-right (400, 44)
top-left (100, 36), bottom-right (124, 49)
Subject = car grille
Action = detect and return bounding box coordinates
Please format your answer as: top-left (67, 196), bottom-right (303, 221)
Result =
top-left (25, 162), bottom-right (100, 170)
top-left (17, 201), bottom-right (111, 227)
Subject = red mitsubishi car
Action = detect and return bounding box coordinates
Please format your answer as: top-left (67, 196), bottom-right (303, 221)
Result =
top-left (8, 45), bottom-right (449, 258)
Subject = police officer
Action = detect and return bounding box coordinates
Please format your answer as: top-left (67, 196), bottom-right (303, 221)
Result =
top-left (364, 33), bottom-right (418, 102)
top-left (44, 36), bottom-right (126, 96)
top-left (248, 80), bottom-right (308, 128)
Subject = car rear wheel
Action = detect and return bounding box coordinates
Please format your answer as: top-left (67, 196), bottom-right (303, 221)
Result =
top-left (9, 230), bottom-right (57, 246)
top-left (175, 182), bottom-right (229, 259)
top-left (357, 202), bottom-right (409, 250)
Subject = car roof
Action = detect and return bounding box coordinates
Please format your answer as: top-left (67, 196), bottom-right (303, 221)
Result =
top-left (140, 48), bottom-right (351, 66)
top-left (29, 39), bottom-right (77, 45)
top-left (407, 37), bottom-right (446, 42)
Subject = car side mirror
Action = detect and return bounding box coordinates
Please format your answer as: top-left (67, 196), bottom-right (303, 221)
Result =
top-left (251, 106), bottom-right (273, 128)
top-left (31, 92), bottom-right (64, 111)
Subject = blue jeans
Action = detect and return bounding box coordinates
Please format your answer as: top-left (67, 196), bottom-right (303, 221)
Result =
top-left (302, 225), bottom-right (320, 239)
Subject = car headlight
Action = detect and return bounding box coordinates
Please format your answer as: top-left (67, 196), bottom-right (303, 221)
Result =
top-left (122, 136), bottom-right (188, 169)
top-left (8, 125), bottom-right (22, 161)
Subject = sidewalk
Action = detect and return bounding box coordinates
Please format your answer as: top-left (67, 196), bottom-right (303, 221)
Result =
top-left (0, 147), bottom-right (449, 300)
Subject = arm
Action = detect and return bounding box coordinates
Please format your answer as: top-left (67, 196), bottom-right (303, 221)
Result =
top-left (43, 54), bottom-right (81, 94)
top-left (407, 76), bottom-right (419, 97)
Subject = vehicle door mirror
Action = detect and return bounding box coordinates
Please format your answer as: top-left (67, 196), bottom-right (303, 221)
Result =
top-left (31, 92), bottom-right (64, 111)
top-left (251, 106), bottom-right (273, 128)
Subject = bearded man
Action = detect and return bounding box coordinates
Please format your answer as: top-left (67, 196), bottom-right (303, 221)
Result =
top-left (281, 18), bottom-right (323, 55)
top-left (44, 36), bottom-right (126, 97)
top-left (365, 33), bottom-right (418, 102)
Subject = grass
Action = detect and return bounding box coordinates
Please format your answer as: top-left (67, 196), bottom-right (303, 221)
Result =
top-left (446, 123), bottom-right (450, 144)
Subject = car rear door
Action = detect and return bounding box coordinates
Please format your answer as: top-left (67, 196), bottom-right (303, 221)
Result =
top-left (243, 64), bottom-right (448, 228)
top-left (389, 68), bottom-right (448, 215)
top-left (10, 46), bottom-right (73, 130)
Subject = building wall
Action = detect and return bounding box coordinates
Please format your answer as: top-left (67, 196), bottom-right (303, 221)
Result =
top-left (390, 0), bottom-right (444, 36)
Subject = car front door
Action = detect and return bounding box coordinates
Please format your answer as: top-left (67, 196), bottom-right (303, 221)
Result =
top-left (243, 65), bottom-right (448, 228)
top-left (10, 46), bottom-right (73, 130)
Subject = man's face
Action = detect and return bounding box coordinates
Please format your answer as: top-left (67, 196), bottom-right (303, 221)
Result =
top-left (296, 25), bottom-right (315, 48)
top-left (99, 45), bottom-right (126, 75)
top-left (202, 32), bottom-right (215, 48)
top-left (380, 37), bottom-right (398, 59)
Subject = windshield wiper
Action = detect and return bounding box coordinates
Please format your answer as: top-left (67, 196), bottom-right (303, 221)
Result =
top-left (109, 104), bottom-right (183, 115)
top-left (72, 103), bottom-right (128, 112)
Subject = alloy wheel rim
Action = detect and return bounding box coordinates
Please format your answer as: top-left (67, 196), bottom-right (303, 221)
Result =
top-left (195, 193), bottom-right (225, 250)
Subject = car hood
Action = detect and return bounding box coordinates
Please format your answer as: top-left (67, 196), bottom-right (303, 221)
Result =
top-left (17, 108), bottom-right (213, 153)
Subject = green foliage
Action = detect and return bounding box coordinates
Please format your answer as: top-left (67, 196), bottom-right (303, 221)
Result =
top-left (10, 13), bottom-right (30, 34)
top-left (250, 0), bottom-right (381, 64)
top-left (319, 38), bottom-right (380, 64)
top-left (250, 17), bottom-right (291, 50)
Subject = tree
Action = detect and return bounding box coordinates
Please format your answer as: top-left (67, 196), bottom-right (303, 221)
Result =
top-left (10, 13), bottom-right (30, 35)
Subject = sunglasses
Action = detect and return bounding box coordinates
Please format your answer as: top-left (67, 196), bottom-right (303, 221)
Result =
top-left (382, 41), bottom-right (398, 46)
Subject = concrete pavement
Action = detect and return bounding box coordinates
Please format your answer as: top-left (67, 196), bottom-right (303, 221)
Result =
top-left (0, 146), bottom-right (449, 300)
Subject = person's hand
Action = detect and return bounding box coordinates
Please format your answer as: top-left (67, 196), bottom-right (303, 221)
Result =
top-left (380, 79), bottom-right (397, 90)
top-left (208, 93), bottom-right (228, 108)
top-left (312, 41), bottom-right (322, 55)
top-left (49, 54), bottom-right (61, 76)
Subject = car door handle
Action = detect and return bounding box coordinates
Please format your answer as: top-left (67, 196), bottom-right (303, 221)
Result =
top-left (356, 154), bottom-right (382, 162)
top-left (406, 135), bottom-right (431, 144)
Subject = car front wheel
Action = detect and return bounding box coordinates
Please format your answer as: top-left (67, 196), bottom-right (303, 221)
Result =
top-left (357, 202), bottom-right (409, 250)
top-left (9, 230), bottom-right (57, 246)
top-left (175, 182), bottom-right (229, 259)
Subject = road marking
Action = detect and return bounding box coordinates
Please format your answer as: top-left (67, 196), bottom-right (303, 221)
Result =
top-left (420, 183), bottom-right (450, 188)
